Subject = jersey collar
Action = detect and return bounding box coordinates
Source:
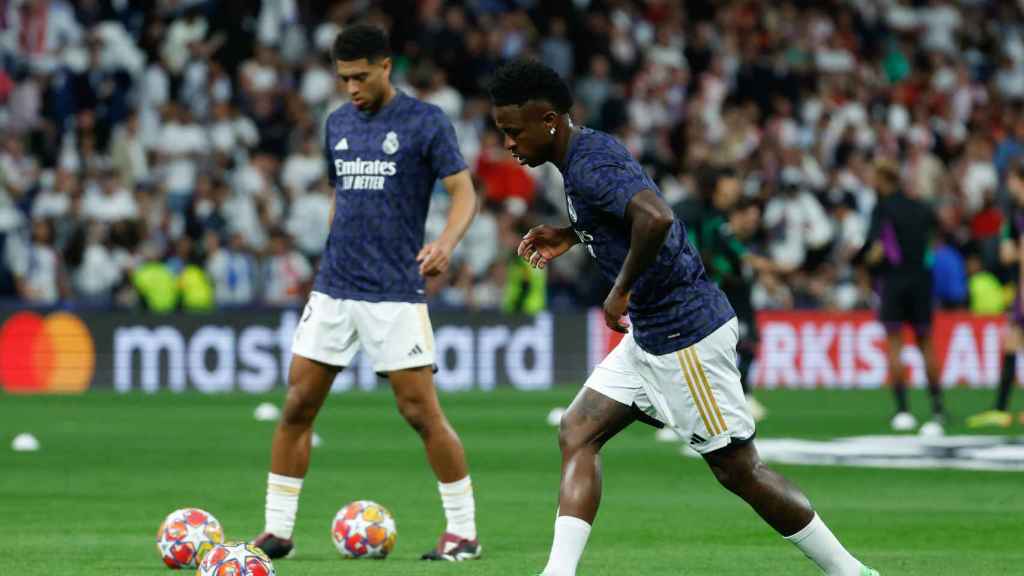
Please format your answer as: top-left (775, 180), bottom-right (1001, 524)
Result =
top-left (356, 89), bottom-right (405, 121)
top-left (557, 127), bottom-right (588, 174)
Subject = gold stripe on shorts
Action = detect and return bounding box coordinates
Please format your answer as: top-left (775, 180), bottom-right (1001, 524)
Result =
top-left (417, 304), bottom-right (434, 351)
top-left (676, 350), bottom-right (717, 435)
top-left (682, 348), bottom-right (721, 435)
top-left (687, 348), bottom-right (728, 433)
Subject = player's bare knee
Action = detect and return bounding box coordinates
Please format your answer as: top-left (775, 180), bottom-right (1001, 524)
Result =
top-left (708, 450), bottom-right (758, 493)
top-left (396, 398), bottom-right (437, 438)
top-left (558, 415), bottom-right (595, 456)
top-left (281, 387), bottom-right (320, 428)
top-left (282, 377), bottom-right (325, 426)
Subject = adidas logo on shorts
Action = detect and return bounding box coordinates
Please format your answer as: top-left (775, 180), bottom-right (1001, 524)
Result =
top-left (408, 344), bottom-right (424, 357)
top-left (689, 433), bottom-right (706, 446)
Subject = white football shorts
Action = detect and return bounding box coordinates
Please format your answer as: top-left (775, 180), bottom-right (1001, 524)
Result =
top-left (585, 318), bottom-right (755, 454)
top-left (291, 291), bottom-right (435, 373)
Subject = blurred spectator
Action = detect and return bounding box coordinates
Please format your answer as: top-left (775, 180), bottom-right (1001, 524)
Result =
top-left (9, 219), bottom-right (66, 304)
top-left (1, 134), bottom-right (39, 209)
top-left (763, 168), bottom-right (833, 272)
top-left (540, 17), bottom-right (573, 80)
top-left (502, 256), bottom-right (546, 315)
top-left (156, 104), bottom-right (208, 212)
top-left (31, 168), bottom-right (74, 219)
top-left (476, 129), bottom-right (535, 207)
top-left (109, 112), bottom-right (149, 189)
top-left (133, 259), bottom-right (177, 313)
top-left (205, 232), bottom-right (258, 306)
top-left (179, 260), bottom-right (214, 312)
top-left (967, 252), bottom-right (1005, 315)
top-left (933, 241), bottom-right (968, 309)
top-left (1, 0), bottom-right (1023, 317)
top-left (262, 227), bottom-right (311, 306)
top-left (284, 179), bottom-right (331, 257)
top-left (82, 169), bottom-right (138, 223)
top-left (409, 60), bottom-right (463, 120)
top-left (281, 134), bottom-right (325, 197)
top-left (74, 222), bottom-right (121, 305)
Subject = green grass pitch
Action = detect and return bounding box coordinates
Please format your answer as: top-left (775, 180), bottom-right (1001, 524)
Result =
top-left (1, 387), bottom-right (1022, 575)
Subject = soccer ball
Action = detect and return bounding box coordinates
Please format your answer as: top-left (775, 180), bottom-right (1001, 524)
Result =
top-left (331, 500), bottom-right (397, 559)
top-left (156, 508), bottom-right (224, 569)
top-left (198, 542), bottom-right (276, 576)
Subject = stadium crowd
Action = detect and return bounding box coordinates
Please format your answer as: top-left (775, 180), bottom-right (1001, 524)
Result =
top-left (0, 0), bottom-right (1022, 315)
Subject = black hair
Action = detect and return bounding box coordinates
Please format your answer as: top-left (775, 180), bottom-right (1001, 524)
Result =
top-left (696, 165), bottom-right (736, 200)
top-left (1011, 158), bottom-right (1024, 179)
top-left (488, 59), bottom-right (573, 113)
top-left (332, 24), bottom-right (390, 62)
top-left (732, 195), bottom-right (760, 213)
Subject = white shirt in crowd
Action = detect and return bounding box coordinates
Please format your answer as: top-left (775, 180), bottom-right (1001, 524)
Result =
top-left (919, 3), bottom-right (961, 54)
top-left (82, 183), bottom-right (139, 223)
top-left (208, 115), bottom-right (260, 154)
top-left (281, 152), bottom-right (325, 195)
top-left (110, 125), bottom-right (150, 186)
top-left (31, 188), bottom-right (70, 219)
top-left (455, 210), bottom-right (499, 278)
top-left (224, 192), bottom-right (269, 251)
top-left (262, 252), bottom-right (312, 305)
top-left (423, 85), bottom-right (464, 121)
top-left (962, 161), bottom-right (999, 215)
top-left (10, 242), bottom-right (60, 304)
top-left (75, 243), bottom-right (121, 298)
top-left (285, 192), bottom-right (332, 255)
top-left (158, 121), bottom-right (208, 193)
top-left (763, 190), bottom-right (834, 271)
top-left (0, 186), bottom-right (24, 233)
top-left (206, 249), bottom-right (258, 305)
top-left (161, 14), bottom-right (208, 75)
top-left (300, 62), bottom-right (334, 106)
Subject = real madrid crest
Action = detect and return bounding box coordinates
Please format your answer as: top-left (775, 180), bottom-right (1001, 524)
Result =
top-left (382, 131), bottom-right (400, 155)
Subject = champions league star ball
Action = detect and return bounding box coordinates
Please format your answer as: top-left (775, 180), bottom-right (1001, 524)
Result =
top-left (156, 508), bottom-right (224, 569)
top-left (197, 542), bottom-right (276, 576)
top-left (331, 500), bottom-right (397, 559)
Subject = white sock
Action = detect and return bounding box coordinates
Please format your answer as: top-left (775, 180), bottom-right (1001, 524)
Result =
top-left (785, 513), bottom-right (864, 576)
top-left (438, 476), bottom-right (477, 540)
top-left (265, 473), bottom-right (303, 539)
top-left (541, 516), bottom-right (592, 576)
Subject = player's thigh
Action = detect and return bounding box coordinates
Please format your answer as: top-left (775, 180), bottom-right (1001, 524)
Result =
top-left (561, 386), bottom-right (637, 449)
top-left (387, 366), bottom-right (446, 426)
top-left (353, 301), bottom-right (435, 373)
top-left (908, 274), bottom-right (935, 336)
top-left (291, 292), bottom-right (360, 368)
top-left (879, 278), bottom-right (910, 328)
top-left (642, 318), bottom-right (755, 454)
top-left (571, 335), bottom-right (645, 447)
top-left (283, 355), bottom-right (341, 422)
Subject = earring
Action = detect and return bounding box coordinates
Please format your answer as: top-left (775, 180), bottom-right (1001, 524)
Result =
top-left (550, 127), bottom-right (556, 135)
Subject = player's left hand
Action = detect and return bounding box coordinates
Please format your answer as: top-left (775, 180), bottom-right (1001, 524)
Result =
top-left (603, 286), bottom-right (631, 333)
top-left (417, 241), bottom-right (453, 277)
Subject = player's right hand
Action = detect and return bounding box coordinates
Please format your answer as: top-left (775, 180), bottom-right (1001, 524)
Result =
top-left (517, 225), bottom-right (576, 269)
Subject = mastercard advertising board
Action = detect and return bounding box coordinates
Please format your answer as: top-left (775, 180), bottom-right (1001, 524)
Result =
top-left (0, 309), bottom-right (579, 394)
top-left (0, 311), bottom-right (95, 394)
top-left (7, 308), bottom-right (1014, 394)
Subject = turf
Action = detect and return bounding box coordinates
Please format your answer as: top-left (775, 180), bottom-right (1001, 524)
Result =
top-left (1, 387), bottom-right (1022, 575)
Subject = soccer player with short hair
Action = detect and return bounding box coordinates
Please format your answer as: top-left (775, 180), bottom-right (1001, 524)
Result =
top-left (253, 24), bottom-right (481, 562)
top-left (864, 161), bottom-right (946, 434)
top-left (489, 60), bottom-right (878, 576)
top-left (968, 161), bottom-right (1024, 428)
